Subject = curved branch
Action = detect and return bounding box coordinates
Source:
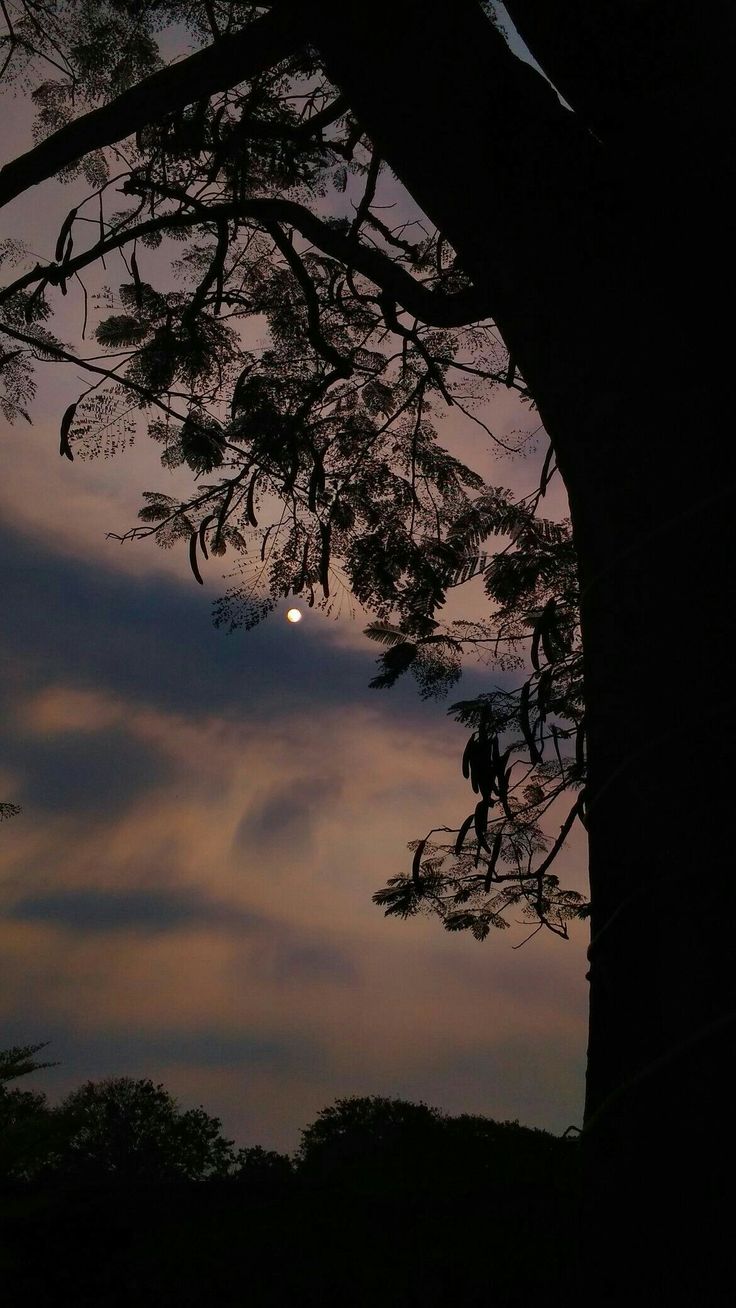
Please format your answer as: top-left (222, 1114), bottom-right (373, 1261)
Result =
top-left (2, 196), bottom-right (493, 328)
top-left (532, 793), bottom-right (584, 882)
top-left (263, 220), bottom-right (353, 375)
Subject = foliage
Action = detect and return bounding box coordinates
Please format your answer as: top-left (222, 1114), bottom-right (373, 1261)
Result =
top-left (0, 1084), bottom-right (58, 1180)
top-left (0, 1043), bottom-right (59, 1179)
top-left (53, 1076), bottom-right (236, 1181)
top-left (298, 1093), bottom-right (444, 1164)
top-left (231, 1142), bottom-right (294, 1189)
top-left (0, 0), bottom-right (587, 940)
top-left (0, 1041), bottom-right (57, 1083)
top-left (297, 1093), bottom-right (575, 1200)
top-left (0, 1052), bottom-right (572, 1201)
top-left (0, 1062), bottom-right (238, 1183)
top-left (0, 1064), bottom-right (579, 1305)
top-left (371, 508), bottom-right (588, 941)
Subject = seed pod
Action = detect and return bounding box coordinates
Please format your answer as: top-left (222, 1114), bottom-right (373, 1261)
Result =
top-left (189, 532), bottom-right (204, 585)
top-left (55, 206), bottom-right (77, 264)
top-left (214, 221), bottom-right (227, 316)
top-left (537, 668), bottom-right (553, 723)
top-left (412, 838), bottom-right (426, 884)
top-left (214, 484), bottom-right (234, 550)
top-left (130, 246), bottom-right (143, 309)
top-left (308, 453), bottom-right (325, 512)
top-left (539, 442), bottom-right (555, 496)
top-left (454, 813), bottom-right (475, 856)
top-left (318, 521), bottom-right (331, 598)
top-left (294, 538), bottom-right (310, 594)
top-left (245, 470), bottom-right (259, 527)
top-left (473, 799), bottom-right (492, 854)
top-left (59, 402), bottom-right (77, 461)
top-left (540, 599), bottom-right (558, 665)
top-left (530, 614), bottom-right (543, 672)
top-left (198, 513), bottom-right (216, 560)
top-left (519, 680), bottom-right (542, 764)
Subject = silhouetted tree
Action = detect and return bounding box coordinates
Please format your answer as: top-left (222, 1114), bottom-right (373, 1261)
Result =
top-left (1, 1071), bottom-right (577, 1306)
top-left (1, 3), bottom-right (733, 1296)
top-left (297, 1092), bottom-right (573, 1198)
top-left (53, 1076), bottom-right (235, 1181)
top-left (298, 1094), bottom-right (444, 1195)
top-left (231, 1143), bottom-right (294, 1190)
top-left (295, 1094), bottom-right (578, 1300)
top-left (0, 1043), bottom-right (59, 1180)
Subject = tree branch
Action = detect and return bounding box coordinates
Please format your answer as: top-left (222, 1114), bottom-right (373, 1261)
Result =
top-left (0, 7), bottom-right (306, 211)
top-left (2, 196), bottom-right (492, 328)
top-left (532, 794), bottom-right (584, 882)
top-left (0, 319), bottom-right (192, 423)
top-left (263, 220), bottom-right (353, 374)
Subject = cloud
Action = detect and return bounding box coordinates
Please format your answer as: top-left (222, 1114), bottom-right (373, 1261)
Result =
top-left (237, 774), bottom-right (339, 850)
top-left (4, 727), bottom-right (169, 817)
top-left (0, 392), bottom-right (201, 584)
top-left (257, 940), bottom-right (357, 985)
top-left (4, 878), bottom-right (358, 993)
top-left (6, 886), bottom-right (260, 934)
top-left (21, 686), bottom-right (126, 735)
top-left (2, 520), bottom-right (484, 726)
top-left (0, 1015), bottom-right (324, 1089)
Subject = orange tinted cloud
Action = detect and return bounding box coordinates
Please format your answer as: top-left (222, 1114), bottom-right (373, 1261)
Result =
top-left (1, 670), bottom-right (587, 1147)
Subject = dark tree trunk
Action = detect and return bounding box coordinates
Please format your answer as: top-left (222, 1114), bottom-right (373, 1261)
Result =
top-left (312, 2), bottom-right (736, 1298)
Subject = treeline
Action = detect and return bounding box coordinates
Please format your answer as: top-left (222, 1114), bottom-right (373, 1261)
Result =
top-left (1, 1045), bottom-right (581, 1306)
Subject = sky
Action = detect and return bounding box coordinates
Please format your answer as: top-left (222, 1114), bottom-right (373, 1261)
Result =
top-left (0, 17), bottom-right (589, 1154)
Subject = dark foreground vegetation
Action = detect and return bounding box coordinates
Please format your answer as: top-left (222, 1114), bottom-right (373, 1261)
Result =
top-left (1, 1046), bottom-right (579, 1305)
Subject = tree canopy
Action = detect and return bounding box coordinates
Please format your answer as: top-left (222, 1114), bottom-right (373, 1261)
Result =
top-left (0, 1058), bottom-right (237, 1182)
top-left (0, 0), bottom-right (587, 943)
top-left (0, 1057), bottom-right (578, 1304)
top-left (54, 1076), bottom-right (236, 1180)
top-left (297, 1093), bottom-right (570, 1199)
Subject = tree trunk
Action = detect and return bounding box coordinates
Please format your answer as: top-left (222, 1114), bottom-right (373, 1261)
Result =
top-left (552, 376), bottom-right (736, 1302)
top-left (311, 2), bottom-right (736, 1298)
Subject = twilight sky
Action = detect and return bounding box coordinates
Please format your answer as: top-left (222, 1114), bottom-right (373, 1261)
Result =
top-left (0, 22), bottom-right (588, 1153)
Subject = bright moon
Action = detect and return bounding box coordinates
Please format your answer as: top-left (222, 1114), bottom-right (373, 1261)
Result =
top-left (286, 608), bottom-right (302, 624)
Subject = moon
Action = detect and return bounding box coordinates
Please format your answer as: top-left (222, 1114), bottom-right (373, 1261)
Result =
top-left (286, 608), bottom-right (303, 624)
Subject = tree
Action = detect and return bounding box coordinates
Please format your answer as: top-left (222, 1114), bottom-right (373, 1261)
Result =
top-left (231, 1142), bottom-right (294, 1191)
top-left (1, 2), bottom-right (734, 1297)
top-left (53, 1076), bottom-right (235, 1181)
top-left (298, 1094), bottom-right (444, 1196)
top-left (0, 1042), bottom-right (59, 1180)
top-left (297, 1092), bottom-right (572, 1196)
top-left (297, 1094), bottom-right (579, 1299)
